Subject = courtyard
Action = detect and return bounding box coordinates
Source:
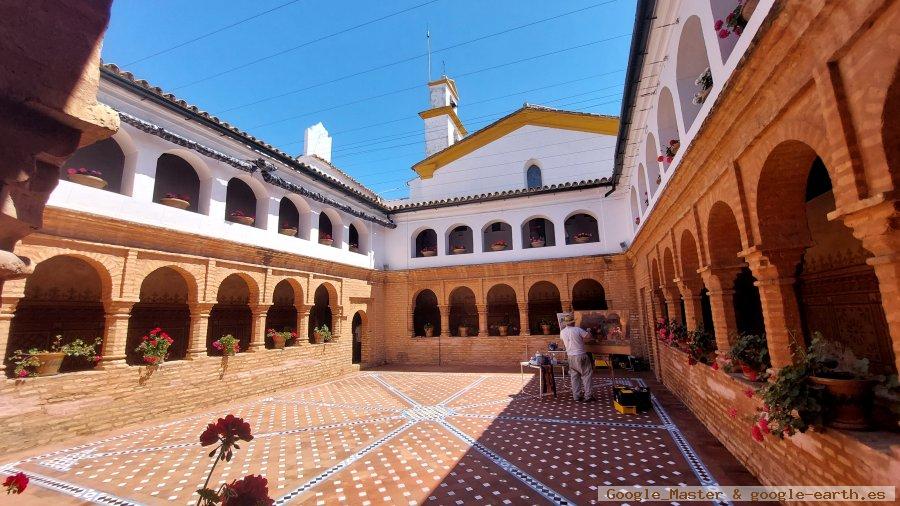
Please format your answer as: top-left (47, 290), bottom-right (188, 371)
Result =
top-left (1, 368), bottom-right (756, 505)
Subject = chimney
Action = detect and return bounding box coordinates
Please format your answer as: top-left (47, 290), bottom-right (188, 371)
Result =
top-left (303, 122), bottom-right (332, 162)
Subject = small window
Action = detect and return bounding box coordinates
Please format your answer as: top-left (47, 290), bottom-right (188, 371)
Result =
top-left (526, 165), bottom-right (542, 189)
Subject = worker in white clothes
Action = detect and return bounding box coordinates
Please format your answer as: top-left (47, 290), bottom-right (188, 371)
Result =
top-left (560, 314), bottom-right (593, 402)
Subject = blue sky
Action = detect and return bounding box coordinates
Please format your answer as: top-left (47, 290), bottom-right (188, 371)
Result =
top-left (103, 0), bottom-right (635, 198)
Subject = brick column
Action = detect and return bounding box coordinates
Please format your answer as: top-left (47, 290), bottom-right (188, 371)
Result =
top-left (561, 299), bottom-right (573, 313)
top-left (187, 303), bottom-right (214, 358)
top-left (248, 304), bottom-right (270, 352)
top-left (838, 198), bottom-right (900, 373)
top-left (439, 304), bottom-right (450, 337)
top-left (99, 300), bottom-right (135, 368)
top-left (660, 284), bottom-right (682, 324)
top-left (675, 278), bottom-right (703, 330)
top-left (408, 308), bottom-right (415, 338)
top-left (744, 248), bottom-right (806, 369)
top-left (331, 306), bottom-right (344, 338)
top-left (518, 300), bottom-right (530, 336)
top-left (0, 296), bottom-right (20, 374)
top-left (477, 304), bottom-right (488, 336)
top-left (698, 266), bottom-right (744, 354)
top-left (296, 303), bottom-right (310, 344)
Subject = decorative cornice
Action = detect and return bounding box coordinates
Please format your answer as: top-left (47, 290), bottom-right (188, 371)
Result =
top-left (118, 111), bottom-right (395, 228)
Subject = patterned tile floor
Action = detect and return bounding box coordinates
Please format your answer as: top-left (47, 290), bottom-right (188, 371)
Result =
top-left (1, 369), bottom-right (753, 505)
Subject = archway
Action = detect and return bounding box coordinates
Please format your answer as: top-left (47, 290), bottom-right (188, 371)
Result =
top-left (646, 132), bottom-right (661, 194)
top-left (278, 198), bottom-right (300, 237)
top-left (352, 311), bottom-right (365, 364)
top-left (657, 87), bottom-right (681, 169)
top-left (521, 218), bottom-right (556, 248)
top-left (651, 258), bottom-right (668, 320)
top-left (208, 274), bottom-right (252, 355)
top-left (265, 280), bottom-right (297, 348)
top-left (412, 289), bottom-right (440, 337)
top-left (564, 212), bottom-right (599, 245)
top-left (676, 15), bottom-right (713, 129)
top-left (61, 137), bottom-right (125, 194)
top-left (6, 256), bottom-right (105, 376)
top-left (572, 279), bottom-right (608, 310)
top-left (526, 164), bottom-right (542, 189)
top-left (637, 164), bottom-right (649, 210)
top-left (486, 284), bottom-right (519, 335)
top-left (630, 188), bottom-right (641, 229)
top-left (447, 225), bottom-right (473, 255)
top-left (482, 221), bottom-right (512, 252)
top-left (225, 178), bottom-right (259, 228)
top-left (126, 267), bottom-right (191, 364)
top-left (449, 287), bottom-right (477, 336)
top-left (309, 284), bottom-right (334, 340)
top-left (413, 228), bottom-right (437, 258)
top-left (318, 211), bottom-right (341, 248)
top-left (349, 223), bottom-right (361, 253)
top-left (153, 154), bottom-right (201, 213)
top-left (528, 281), bottom-right (562, 334)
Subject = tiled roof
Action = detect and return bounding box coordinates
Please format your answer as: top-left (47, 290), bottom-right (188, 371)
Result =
top-left (389, 177), bottom-right (611, 212)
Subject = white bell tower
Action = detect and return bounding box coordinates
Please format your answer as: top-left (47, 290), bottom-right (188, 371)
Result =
top-left (419, 76), bottom-right (466, 157)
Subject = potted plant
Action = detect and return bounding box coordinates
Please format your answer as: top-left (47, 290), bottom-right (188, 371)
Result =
top-left (458, 325), bottom-right (470, 337)
top-left (539, 319), bottom-right (552, 335)
top-left (657, 139), bottom-right (680, 165)
top-left (66, 167), bottom-right (107, 189)
top-left (452, 244), bottom-right (467, 254)
top-left (714, 0), bottom-right (757, 38)
top-left (644, 192), bottom-right (649, 207)
top-left (693, 67), bottom-right (713, 105)
top-left (312, 324), bottom-right (331, 343)
top-left (498, 323), bottom-right (509, 336)
top-left (266, 328), bottom-right (294, 349)
top-left (807, 334), bottom-right (877, 430)
top-left (212, 334), bottom-right (240, 356)
top-left (423, 322), bottom-right (434, 338)
top-left (755, 359), bottom-right (825, 440)
top-left (279, 222), bottom-right (297, 236)
top-left (349, 242), bottom-right (360, 253)
top-left (572, 232), bottom-right (592, 244)
top-left (491, 239), bottom-right (508, 251)
top-left (160, 193), bottom-right (191, 209)
top-left (634, 217), bottom-right (640, 225)
top-left (319, 233), bottom-right (333, 246)
top-left (11, 335), bottom-right (102, 377)
top-left (228, 210), bottom-right (255, 226)
top-left (685, 327), bottom-right (716, 366)
top-left (420, 245), bottom-right (437, 257)
top-left (726, 333), bottom-right (770, 381)
top-left (530, 236), bottom-right (545, 248)
top-left (135, 327), bottom-right (174, 365)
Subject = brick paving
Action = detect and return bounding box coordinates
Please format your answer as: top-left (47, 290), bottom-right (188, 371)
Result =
top-left (1, 369), bottom-right (759, 505)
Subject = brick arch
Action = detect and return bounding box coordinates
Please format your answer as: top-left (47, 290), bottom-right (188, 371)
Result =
top-left (882, 64), bottom-right (900, 189)
top-left (310, 281), bottom-right (339, 307)
top-left (679, 230), bottom-right (701, 280)
top-left (412, 285), bottom-right (444, 307)
top-left (662, 248), bottom-right (677, 286)
top-left (524, 278), bottom-right (566, 301)
top-left (754, 140), bottom-right (826, 250)
top-left (705, 201), bottom-right (745, 267)
top-left (442, 282), bottom-right (481, 305)
top-left (484, 281), bottom-right (520, 303)
top-left (650, 257), bottom-right (661, 288)
top-left (133, 263), bottom-right (201, 304)
top-left (485, 283), bottom-right (519, 336)
top-left (268, 277), bottom-right (304, 306)
top-left (20, 252), bottom-right (117, 301)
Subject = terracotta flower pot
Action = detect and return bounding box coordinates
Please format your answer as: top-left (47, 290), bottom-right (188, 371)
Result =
top-left (809, 376), bottom-right (876, 430)
top-left (530, 240), bottom-right (545, 248)
top-left (458, 326), bottom-right (469, 337)
top-left (231, 216), bottom-right (255, 226)
top-left (312, 332), bottom-right (324, 344)
top-left (498, 325), bottom-right (508, 336)
top-left (279, 227), bottom-right (297, 236)
top-left (740, 363), bottom-right (759, 382)
top-left (421, 250), bottom-right (436, 257)
top-left (573, 236), bottom-right (590, 244)
top-left (319, 238), bottom-right (333, 246)
top-left (160, 197), bottom-right (190, 209)
top-left (350, 246), bottom-right (359, 253)
top-left (69, 173), bottom-right (107, 189)
top-left (272, 334), bottom-right (286, 349)
top-left (452, 248), bottom-right (466, 255)
top-left (491, 244), bottom-right (507, 251)
top-left (541, 325), bottom-right (551, 335)
top-left (34, 352), bottom-right (65, 376)
top-left (425, 328), bottom-right (434, 338)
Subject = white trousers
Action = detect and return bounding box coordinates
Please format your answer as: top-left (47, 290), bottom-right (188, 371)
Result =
top-left (568, 353), bottom-right (593, 399)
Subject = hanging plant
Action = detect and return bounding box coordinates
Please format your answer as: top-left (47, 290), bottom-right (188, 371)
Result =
top-left (693, 68), bottom-right (713, 105)
top-left (714, 1), bottom-right (750, 38)
top-left (657, 139), bottom-right (680, 164)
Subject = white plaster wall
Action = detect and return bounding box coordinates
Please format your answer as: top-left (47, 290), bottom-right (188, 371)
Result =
top-left (409, 126), bottom-right (617, 202)
top-left (383, 187), bottom-right (631, 270)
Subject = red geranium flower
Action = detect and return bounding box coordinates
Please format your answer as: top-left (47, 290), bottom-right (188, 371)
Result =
top-left (727, 407), bottom-right (738, 419)
top-left (199, 415), bottom-right (253, 462)
top-left (757, 418), bottom-right (770, 433)
top-left (711, 361), bottom-right (719, 371)
top-left (743, 388), bottom-right (754, 398)
top-left (751, 424), bottom-right (764, 442)
top-left (221, 475), bottom-right (273, 506)
top-left (16, 370), bottom-right (28, 378)
top-left (3, 472), bottom-right (28, 494)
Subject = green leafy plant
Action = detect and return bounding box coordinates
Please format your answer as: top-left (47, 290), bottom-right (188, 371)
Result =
top-left (12, 335), bottom-right (102, 378)
top-left (756, 360), bottom-right (825, 439)
top-left (314, 325), bottom-right (332, 342)
top-left (686, 327), bottom-right (716, 365)
top-left (213, 334), bottom-right (239, 356)
top-left (135, 327), bottom-right (174, 365)
top-left (423, 322), bottom-right (434, 331)
top-left (727, 332), bottom-right (770, 373)
top-left (806, 333), bottom-right (870, 379)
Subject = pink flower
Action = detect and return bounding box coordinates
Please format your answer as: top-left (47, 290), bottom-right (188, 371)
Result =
top-left (221, 475), bottom-right (273, 505)
top-left (665, 156), bottom-right (673, 163)
top-left (213, 341), bottom-right (223, 350)
top-left (733, 25), bottom-right (743, 35)
top-left (16, 369), bottom-right (28, 378)
top-left (66, 168), bottom-right (77, 175)
top-left (714, 19), bottom-right (724, 30)
top-left (751, 424), bottom-right (764, 442)
top-left (688, 356), bottom-right (697, 366)
top-left (3, 472), bottom-right (28, 494)
top-left (758, 418), bottom-right (770, 433)
top-left (711, 361), bottom-right (719, 371)
top-left (727, 407), bottom-right (738, 419)
top-left (743, 388), bottom-right (754, 398)
top-left (657, 155), bottom-right (664, 162)
top-left (718, 28), bottom-right (730, 38)
top-left (92, 355), bottom-right (102, 363)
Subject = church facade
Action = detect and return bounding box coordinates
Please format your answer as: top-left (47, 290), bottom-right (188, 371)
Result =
top-left (1, 0), bottom-right (899, 492)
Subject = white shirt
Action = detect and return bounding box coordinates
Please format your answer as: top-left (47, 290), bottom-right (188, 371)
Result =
top-left (560, 325), bottom-right (589, 356)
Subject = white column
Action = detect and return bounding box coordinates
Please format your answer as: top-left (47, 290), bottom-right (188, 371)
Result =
top-left (129, 146), bottom-right (165, 203)
top-left (264, 195), bottom-right (280, 233)
top-left (437, 228), bottom-right (446, 256)
top-left (511, 225), bottom-right (523, 251)
top-left (340, 223), bottom-right (350, 250)
top-left (208, 177), bottom-right (228, 222)
top-left (309, 210), bottom-right (321, 243)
